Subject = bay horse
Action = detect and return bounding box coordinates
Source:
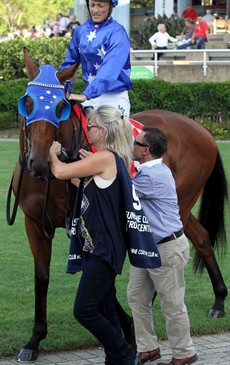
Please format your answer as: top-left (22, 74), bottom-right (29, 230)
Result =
top-left (7, 48), bottom-right (228, 362)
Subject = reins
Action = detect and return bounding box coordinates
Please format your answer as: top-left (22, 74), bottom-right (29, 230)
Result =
top-left (6, 151), bottom-right (27, 225)
top-left (6, 104), bottom-right (87, 239)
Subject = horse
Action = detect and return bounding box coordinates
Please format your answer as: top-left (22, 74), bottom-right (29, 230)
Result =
top-left (7, 48), bottom-right (228, 362)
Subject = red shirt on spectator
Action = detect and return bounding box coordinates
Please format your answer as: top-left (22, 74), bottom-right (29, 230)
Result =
top-left (182, 8), bottom-right (197, 21)
top-left (194, 21), bottom-right (209, 39)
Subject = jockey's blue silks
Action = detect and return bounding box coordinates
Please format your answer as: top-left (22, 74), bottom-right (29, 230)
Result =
top-left (18, 65), bottom-right (71, 127)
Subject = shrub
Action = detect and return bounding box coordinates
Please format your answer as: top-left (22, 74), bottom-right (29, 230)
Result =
top-left (0, 37), bottom-right (76, 81)
top-left (0, 78), bottom-right (229, 140)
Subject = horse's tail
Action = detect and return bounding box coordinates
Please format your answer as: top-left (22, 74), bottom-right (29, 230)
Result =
top-left (194, 148), bottom-right (228, 272)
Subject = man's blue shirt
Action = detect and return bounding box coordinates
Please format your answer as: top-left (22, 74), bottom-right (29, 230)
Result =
top-left (133, 158), bottom-right (183, 243)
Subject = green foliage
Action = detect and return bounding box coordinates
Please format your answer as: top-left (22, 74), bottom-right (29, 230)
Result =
top-left (0, 37), bottom-right (72, 80)
top-left (129, 79), bottom-right (230, 121)
top-left (130, 14), bottom-right (185, 49)
top-left (130, 21), bottom-right (157, 49)
top-left (0, 0), bottom-right (73, 33)
top-left (0, 111), bottom-right (16, 129)
top-left (1, 78), bottom-right (230, 140)
top-left (198, 119), bottom-right (230, 140)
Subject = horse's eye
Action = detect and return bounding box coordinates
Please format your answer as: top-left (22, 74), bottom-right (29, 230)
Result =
top-left (25, 95), bottom-right (34, 115)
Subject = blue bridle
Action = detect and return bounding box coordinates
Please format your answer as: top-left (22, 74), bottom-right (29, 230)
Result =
top-left (18, 65), bottom-right (71, 127)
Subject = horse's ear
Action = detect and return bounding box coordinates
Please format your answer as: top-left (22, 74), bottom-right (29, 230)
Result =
top-left (56, 63), bottom-right (80, 84)
top-left (23, 47), bottom-right (39, 80)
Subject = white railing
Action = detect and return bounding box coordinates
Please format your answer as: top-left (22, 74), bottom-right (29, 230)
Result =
top-left (130, 49), bottom-right (230, 77)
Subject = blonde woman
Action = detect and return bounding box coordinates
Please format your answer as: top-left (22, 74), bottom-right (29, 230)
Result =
top-left (49, 105), bottom-right (141, 365)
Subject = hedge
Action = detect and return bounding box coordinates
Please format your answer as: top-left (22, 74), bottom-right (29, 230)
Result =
top-left (1, 78), bottom-right (229, 120)
top-left (0, 37), bottom-right (229, 131)
top-left (0, 37), bottom-right (71, 81)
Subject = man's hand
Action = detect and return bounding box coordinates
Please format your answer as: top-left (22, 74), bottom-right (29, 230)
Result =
top-left (68, 94), bottom-right (88, 103)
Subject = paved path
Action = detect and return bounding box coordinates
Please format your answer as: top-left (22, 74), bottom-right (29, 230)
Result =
top-left (1, 333), bottom-right (229, 365)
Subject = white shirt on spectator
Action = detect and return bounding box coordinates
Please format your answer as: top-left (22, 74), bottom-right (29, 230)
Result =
top-left (59, 17), bottom-right (69, 32)
top-left (149, 32), bottom-right (177, 48)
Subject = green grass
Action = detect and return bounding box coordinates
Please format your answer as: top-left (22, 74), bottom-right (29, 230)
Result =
top-left (0, 141), bottom-right (229, 358)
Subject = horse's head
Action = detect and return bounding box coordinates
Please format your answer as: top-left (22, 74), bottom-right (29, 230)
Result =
top-left (18, 47), bottom-right (79, 177)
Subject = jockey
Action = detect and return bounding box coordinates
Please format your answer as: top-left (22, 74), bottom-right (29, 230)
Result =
top-left (60, 0), bottom-right (133, 117)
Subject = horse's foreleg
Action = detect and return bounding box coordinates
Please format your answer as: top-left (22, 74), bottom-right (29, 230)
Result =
top-left (16, 216), bottom-right (52, 362)
top-left (185, 214), bottom-right (228, 317)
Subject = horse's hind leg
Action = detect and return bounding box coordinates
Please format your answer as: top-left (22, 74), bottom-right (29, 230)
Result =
top-left (115, 297), bottom-right (136, 351)
top-left (185, 214), bottom-right (228, 317)
top-left (16, 216), bottom-right (52, 362)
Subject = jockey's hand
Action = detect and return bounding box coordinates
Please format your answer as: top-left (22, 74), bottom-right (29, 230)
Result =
top-left (79, 148), bottom-right (93, 159)
top-left (68, 94), bottom-right (87, 103)
top-left (49, 141), bottom-right (62, 156)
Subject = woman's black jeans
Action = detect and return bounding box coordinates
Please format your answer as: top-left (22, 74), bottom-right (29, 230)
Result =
top-left (73, 254), bottom-right (135, 365)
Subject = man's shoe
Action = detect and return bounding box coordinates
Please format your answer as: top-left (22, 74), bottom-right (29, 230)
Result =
top-left (157, 353), bottom-right (198, 365)
top-left (137, 347), bottom-right (161, 364)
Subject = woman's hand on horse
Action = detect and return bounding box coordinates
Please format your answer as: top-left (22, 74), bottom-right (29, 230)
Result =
top-left (79, 148), bottom-right (93, 160)
top-left (68, 94), bottom-right (87, 103)
top-left (49, 141), bottom-right (61, 157)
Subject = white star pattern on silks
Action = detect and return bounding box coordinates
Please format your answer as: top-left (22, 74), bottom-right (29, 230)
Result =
top-left (94, 63), bottom-right (101, 70)
top-left (88, 73), bottom-right (96, 83)
top-left (87, 30), bottom-right (96, 42)
top-left (97, 47), bottom-right (106, 60)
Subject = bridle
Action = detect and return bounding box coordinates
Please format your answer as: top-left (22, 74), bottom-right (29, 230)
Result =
top-left (6, 100), bottom-right (89, 240)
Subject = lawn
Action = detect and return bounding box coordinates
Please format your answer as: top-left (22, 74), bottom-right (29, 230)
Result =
top-left (0, 140), bottom-right (229, 358)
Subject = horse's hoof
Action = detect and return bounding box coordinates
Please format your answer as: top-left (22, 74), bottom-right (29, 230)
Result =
top-left (16, 348), bottom-right (39, 362)
top-left (208, 308), bottom-right (225, 318)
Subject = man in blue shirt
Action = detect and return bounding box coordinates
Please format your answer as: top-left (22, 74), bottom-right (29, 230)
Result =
top-left (127, 127), bottom-right (197, 365)
top-left (60, 0), bottom-right (132, 117)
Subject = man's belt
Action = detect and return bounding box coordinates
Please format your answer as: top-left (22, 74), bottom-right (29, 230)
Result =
top-left (157, 229), bottom-right (184, 245)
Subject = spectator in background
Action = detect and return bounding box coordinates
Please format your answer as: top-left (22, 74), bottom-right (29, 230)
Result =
top-left (30, 26), bottom-right (39, 38)
top-left (182, 4), bottom-right (197, 22)
top-left (149, 23), bottom-right (177, 60)
top-left (21, 25), bottom-right (30, 38)
top-left (203, 9), bottom-right (215, 23)
top-left (67, 15), bottom-right (81, 36)
top-left (58, 13), bottom-right (69, 36)
top-left (49, 14), bottom-right (60, 37)
top-left (192, 15), bottom-right (209, 49)
top-left (176, 18), bottom-right (194, 49)
top-left (144, 12), bottom-right (152, 23)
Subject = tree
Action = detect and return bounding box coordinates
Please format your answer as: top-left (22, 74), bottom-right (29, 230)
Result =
top-left (0, 0), bottom-right (73, 33)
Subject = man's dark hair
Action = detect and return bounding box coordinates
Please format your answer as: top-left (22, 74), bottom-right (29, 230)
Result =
top-left (142, 126), bottom-right (168, 158)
